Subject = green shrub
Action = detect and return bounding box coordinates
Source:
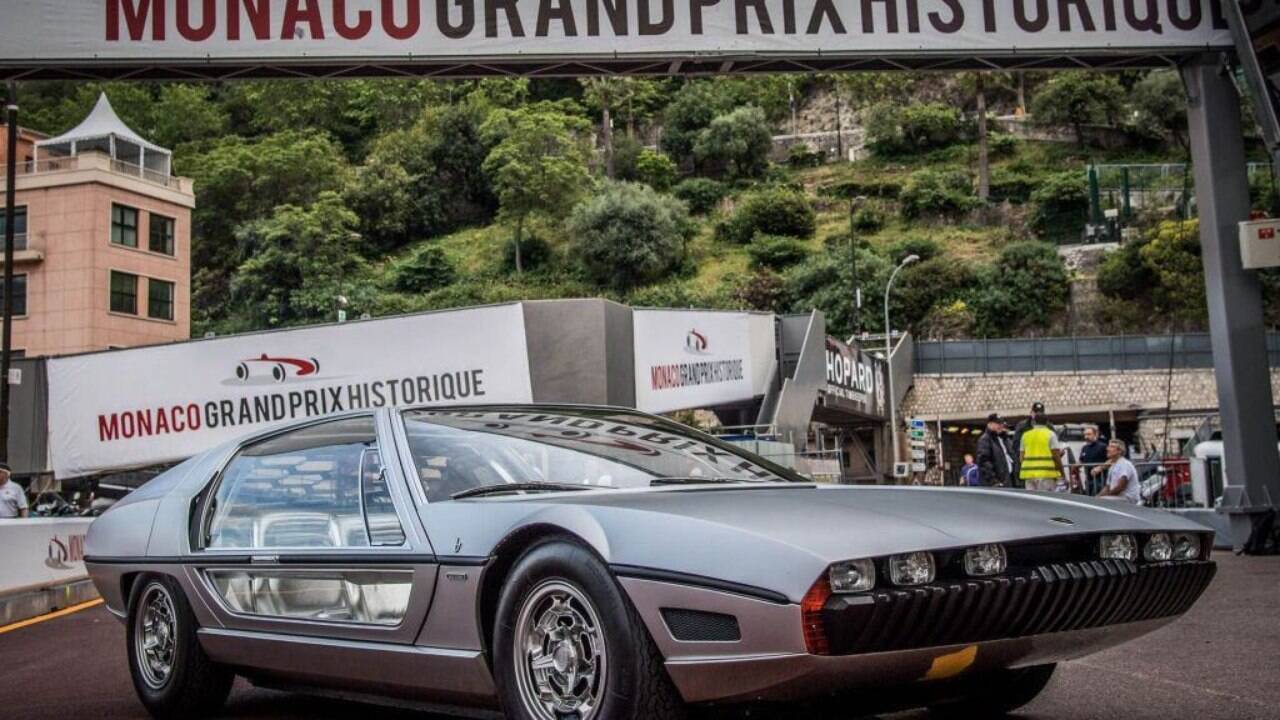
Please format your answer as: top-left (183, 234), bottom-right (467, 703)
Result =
top-left (1096, 240), bottom-right (1154, 301)
top-left (634, 149), bottom-right (678, 192)
top-left (988, 171), bottom-right (1036, 204)
top-left (822, 178), bottom-right (903, 200)
top-left (887, 235), bottom-right (942, 263)
top-left (693, 105), bottom-right (773, 179)
top-left (787, 143), bottom-right (824, 168)
top-left (865, 102), bottom-right (965, 157)
top-left (502, 233), bottom-right (553, 273)
top-left (716, 188), bottom-right (817, 244)
top-left (392, 245), bottom-right (456, 294)
top-left (988, 132), bottom-right (1018, 157)
top-left (899, 169), bottom-right (977, 219)
top-left (894, 255), bottom-right (976, 329)
top-left (747, 235), bottom-right (810, 270)
top-left (730, 271), bottom-right (787, 311)
top-left (569, 182), bottom-right (693, 291)
top-left (610, 134), bottom-right (645, 181)
top-left (1030, 171), bottom-right (1089, 242)
top-left (851, 205), bottom-right (884, 232)
top-left (967, 241), bottom-right (1070, 336)
top-left (673, 177), bottom-right (729, 214)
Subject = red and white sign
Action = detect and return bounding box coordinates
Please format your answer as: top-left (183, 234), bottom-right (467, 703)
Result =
top-left (47, 304), bottom-right (533, 478)
top-left (633, 309), bottom-right (775, 414)
top-left (0, 518), bottom-right (94, 596)
top-left (0, 0), bottom-right (1235, 72)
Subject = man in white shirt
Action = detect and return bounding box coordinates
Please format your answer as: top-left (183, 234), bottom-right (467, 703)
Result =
top-left (0, 463), bottom-right (28, 518)
top-left (1096, 440), bottom-right (1142, 505)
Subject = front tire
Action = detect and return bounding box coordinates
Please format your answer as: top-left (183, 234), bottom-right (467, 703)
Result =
top-left (493, 540), bottom-right (685, 720)
top-left (929, 663), bottom-right (1057, 717)
top-left (126, 575), bottom-right (234, 718)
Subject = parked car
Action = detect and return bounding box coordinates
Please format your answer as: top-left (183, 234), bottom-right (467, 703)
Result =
top-left (86, 405), bottom-right (1217, 720)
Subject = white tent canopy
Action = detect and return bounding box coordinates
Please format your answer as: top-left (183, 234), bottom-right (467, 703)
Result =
top-left (34, 93), bottom-right (170, 179)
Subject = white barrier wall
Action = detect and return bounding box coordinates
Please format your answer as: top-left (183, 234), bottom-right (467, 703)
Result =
top-left (0, 518), bottom-right (94, 596)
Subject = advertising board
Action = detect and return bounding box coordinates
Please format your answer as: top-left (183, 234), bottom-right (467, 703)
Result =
top-left (822, 336), bottom-right (887, 420)
top-left (47, 304), bottom-right (533, 478)
top-left (633, 309), bottom-right (774, 414)
top-left (0, 518), bottom-right (94, 596)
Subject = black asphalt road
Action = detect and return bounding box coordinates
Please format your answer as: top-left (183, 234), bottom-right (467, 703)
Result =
top-left (4, 554), bottom-right (1277, 720)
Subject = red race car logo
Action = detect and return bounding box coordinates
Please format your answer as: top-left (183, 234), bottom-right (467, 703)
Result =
top-left (234, 354), bottom-right (321, 383)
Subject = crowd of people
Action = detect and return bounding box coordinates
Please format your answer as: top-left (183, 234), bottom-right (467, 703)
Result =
top-left (956, 402), bottom-right (1143, 504)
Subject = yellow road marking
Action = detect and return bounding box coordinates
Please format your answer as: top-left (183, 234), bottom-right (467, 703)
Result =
top-left (923, 644), bottom-right (979, 681)
top-left (0, 598), bottom-right (104, 635)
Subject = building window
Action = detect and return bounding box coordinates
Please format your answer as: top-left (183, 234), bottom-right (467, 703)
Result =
top-left (111, 204), bottom-right (138, 248)
top-left (110, 271), bottom-right (138, 315)
top-left (149, 214), bottom-right (175, 256)
top-left (148, 278), bottom-right (175, 321)
top-left (0, 206), bottom-right (26, 251)
top-left (0, 274), bottom-right (27, 316)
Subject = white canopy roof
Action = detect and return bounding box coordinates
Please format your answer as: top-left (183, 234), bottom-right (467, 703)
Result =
top-left (34, 93), bottom-right (170, 177)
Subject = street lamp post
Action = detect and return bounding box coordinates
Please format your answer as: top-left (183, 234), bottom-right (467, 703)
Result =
top-left (1, 82), bottom-right (17, 463)
top-left (884, 254), bottom-right (919, 482)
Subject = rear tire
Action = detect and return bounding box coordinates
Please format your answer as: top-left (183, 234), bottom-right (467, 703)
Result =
top-left (929, 663), bottom-right (1057, 717)
top-left (493, 540), bottom-right (685, 720)
top-left (126, 574), bottom-right (234, 718)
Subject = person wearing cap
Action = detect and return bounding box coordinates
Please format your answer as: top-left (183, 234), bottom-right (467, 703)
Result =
top-left (1018, 405), bottom-right (1065, 492)
top-left (976, 413), bottom-right (1014, 487)
top-left (0, 462), bottom-right (28, 518)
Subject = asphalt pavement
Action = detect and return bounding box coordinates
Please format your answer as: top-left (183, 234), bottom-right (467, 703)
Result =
top-left (3, 553), bottom-right (1277, 720)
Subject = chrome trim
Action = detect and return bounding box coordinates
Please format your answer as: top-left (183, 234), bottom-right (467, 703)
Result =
top-left (135, 582), bottom-right (177, 689)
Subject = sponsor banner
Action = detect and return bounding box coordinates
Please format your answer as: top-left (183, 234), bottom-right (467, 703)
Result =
top-left (822, 336), bottom-right (886, 420)
top-left (633, 309), bottom-right (773, 414)
top-left (0, 0), bottom-right (1234, 69)
top-left (0, 518), bottom-right (94, 595)
top-left (47, 304), bottom-right (533, 478)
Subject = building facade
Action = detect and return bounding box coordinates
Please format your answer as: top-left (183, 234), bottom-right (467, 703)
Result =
top-left (0, 94), bottom-right (193, 357)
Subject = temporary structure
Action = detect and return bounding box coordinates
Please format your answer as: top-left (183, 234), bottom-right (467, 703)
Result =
top-left (34, 93), bottom-right (170, 179)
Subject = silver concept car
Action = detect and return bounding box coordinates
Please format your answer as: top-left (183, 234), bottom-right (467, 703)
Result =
top-left (85, 405), bottom-right (1216, 719)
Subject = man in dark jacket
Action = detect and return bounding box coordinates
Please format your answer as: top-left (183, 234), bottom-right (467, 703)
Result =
top-left (976, 414), bottom-right (1015, 487)
top-left (1078, 425), bottom-right (1109, 495)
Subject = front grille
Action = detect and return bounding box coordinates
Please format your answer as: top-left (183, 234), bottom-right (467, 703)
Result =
top-left (661, 608), bottom-right (742, 642)
top-left (820, 559), bottom-right (1215, 656)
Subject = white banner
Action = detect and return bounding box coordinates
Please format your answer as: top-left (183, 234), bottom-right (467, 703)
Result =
top-left (47, 304), bottom-right (533, 478)
top-left (633, 309), bottom-right (774, 414)
top-left (0, 518), bottom-right (94, 595)
top-left (0, 0), bottom-right (1235, 67)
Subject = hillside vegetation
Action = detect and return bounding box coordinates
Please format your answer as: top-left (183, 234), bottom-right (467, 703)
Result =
top-left (19, 71), bottom-right (1279, 340)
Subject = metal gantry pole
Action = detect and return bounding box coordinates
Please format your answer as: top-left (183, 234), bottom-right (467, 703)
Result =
top-left (1, 81), bottom-right (17, 463)
top-left (884, 254), bottom-right (919, 483)
top-left (1181, 55), bottom-right (1280, 550)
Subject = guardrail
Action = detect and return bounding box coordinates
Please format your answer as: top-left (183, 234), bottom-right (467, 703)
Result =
top-left (914, 333), bottom-right (1280, 375)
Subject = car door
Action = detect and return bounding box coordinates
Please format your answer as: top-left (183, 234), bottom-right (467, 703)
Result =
top-left (185, 412), bottom-right (437, 644)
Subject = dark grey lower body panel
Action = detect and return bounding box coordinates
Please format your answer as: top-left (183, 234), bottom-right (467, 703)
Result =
top-left (198, 628), bottom-right (497, 710)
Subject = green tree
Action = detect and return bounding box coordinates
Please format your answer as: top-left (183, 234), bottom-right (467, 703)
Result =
top-left (229, 192), bottom-right (370, 330)
top-left (967, 241), bottom-right (1070, 336)
top-left (694, 106), bottom-right (773, 180)
top-left (481, 107), bottom-right (593, 272)
top-left (343, 158), bottom-right (415, 255)
top-left (569, 182), bottom-right (693, 290)
top-left (1129, 70), bottom-right (1189, 151)
top-left (659, 82), bottom-right (736, 166)
top-left (634, 149), bottom-right (679, 191)
top-left (716, 188), bottom-right (816, 244)
top-left (783, 241), bottom-right (892, 337)
top-left (392, 245), bottom-right (457, 294)
top-left (580, 78), bottom-right (628, 177)
top-left (1030, 71), bottom-right (1125, 148)
top-left (864, 102), bottom-right (965, 156)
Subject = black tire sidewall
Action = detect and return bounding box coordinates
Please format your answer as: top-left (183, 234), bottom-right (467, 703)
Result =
top-left (125, 574), bottom-right (231, 717)
top-left (493, 540), bottom-right (651, 720)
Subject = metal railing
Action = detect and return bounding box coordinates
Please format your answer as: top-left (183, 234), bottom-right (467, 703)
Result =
top-left (957, 458), bottom-right (1202, 509)
top-left (12, 156), bottom-right (180, 190)
top-left (914, 333), bottom-right (1280, 375)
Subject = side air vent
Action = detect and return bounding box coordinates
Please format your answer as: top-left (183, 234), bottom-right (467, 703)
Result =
top-left (660, 608), bottom-right (742, 642)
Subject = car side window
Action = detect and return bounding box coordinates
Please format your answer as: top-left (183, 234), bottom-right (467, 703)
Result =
top-left (204, 416), bottom-right (406, 550)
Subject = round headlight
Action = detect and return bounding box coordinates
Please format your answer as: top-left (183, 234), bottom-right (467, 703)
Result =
top-left (964, 544), bottom-right (1008, 576)
top-left (1172, 532), bottom-right (1201, 560)
top-left (829, 559), bottom-right (876, 593)
top-left (1144, 533), bottom-right (1173, 562)
top-left (888, 551), bottom-right (936, 586)
top-left (1099, 533), bottom-right (1138, 561)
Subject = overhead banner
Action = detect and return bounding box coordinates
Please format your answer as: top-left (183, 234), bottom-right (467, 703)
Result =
top-left (633, 309), bottom-right (774, 414)
top-left (821, 336), bottom-right (887, 420)
top-left (0, 0), bottom-right (1236, 71)
top-left (47, 304), bottom-right (533, 478)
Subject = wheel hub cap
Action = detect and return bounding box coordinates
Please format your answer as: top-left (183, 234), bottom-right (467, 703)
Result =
top-left (135, 585), bottom-right (177, 690)
top-left (513, 580), bottom-right (607, 720)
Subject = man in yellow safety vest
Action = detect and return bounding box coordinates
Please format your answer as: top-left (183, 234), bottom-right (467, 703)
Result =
top-left (1019, 404), bottom-right (1065, 492)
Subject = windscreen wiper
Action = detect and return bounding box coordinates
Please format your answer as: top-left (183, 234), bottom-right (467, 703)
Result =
top-left (649, 477), bottom-right (749, 487)
top-left (451, 482), bottom-right (603, 499)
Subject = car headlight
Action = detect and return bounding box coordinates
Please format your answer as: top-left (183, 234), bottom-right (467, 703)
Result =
top-left (1099, 533), bottom-right (1138, 561)
top-left (1144, 533), bottom-right (1173, 562)
top-left (888, 551), bottom-right (936, 585)
top-left (1172, 532), bottom-right (1201, 560)
top-left (964, 544), bottom-right (1007, 576)
top-left (829, 559), bottom-right (876, 593)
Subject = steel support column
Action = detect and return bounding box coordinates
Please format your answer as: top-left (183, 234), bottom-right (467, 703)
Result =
top-left (1182, 55), bottom-right (1280, 550)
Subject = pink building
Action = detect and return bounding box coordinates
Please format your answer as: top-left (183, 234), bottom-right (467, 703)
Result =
top-left (0, 94), bottom-right (194, 357)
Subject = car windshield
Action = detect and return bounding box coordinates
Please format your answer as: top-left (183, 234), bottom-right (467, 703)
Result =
top-left (401, 408), bottom-right (800, 502)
